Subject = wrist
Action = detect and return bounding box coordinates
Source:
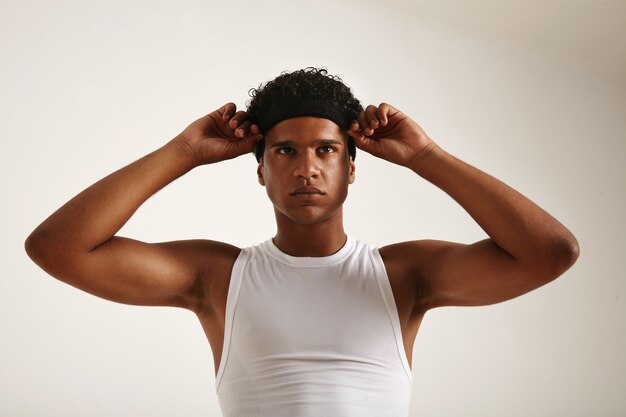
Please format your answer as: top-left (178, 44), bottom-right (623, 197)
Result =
top-left (166, 135), bottom-right (204, 171)
top-left (406, 142), bottom-right (443, 175)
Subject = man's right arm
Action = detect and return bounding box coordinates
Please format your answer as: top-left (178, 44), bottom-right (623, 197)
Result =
top-left (24, 103), bottom-right (262, 312)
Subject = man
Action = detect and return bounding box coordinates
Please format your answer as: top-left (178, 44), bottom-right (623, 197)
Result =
top-left (25, 67), bottom-right (579, 416)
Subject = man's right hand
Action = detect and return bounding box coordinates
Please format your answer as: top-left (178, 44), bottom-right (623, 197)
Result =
top-left (174, 102), bottom-right (263, 166)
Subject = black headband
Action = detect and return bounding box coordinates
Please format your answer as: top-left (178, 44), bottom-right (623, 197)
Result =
top-left (255, 97), bottom-right (355, 133)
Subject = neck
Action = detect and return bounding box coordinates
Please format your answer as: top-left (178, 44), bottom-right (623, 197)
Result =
top-left (273, 210), bottom-right (348, 257)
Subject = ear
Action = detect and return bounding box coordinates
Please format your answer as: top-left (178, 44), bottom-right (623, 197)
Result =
top-left (348, 157), bottom-right (356, 185)
top-left (257, 161), bottom-right (265, 186)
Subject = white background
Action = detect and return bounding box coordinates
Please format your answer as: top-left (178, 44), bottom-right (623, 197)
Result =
top-left (2, 0), bottom-right (624, 416)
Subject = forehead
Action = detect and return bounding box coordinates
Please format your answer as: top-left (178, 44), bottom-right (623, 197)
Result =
top-left (264, 117), bottom-right (345, 145)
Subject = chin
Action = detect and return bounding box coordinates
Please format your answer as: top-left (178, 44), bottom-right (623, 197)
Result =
top-left (276, 206), bottom-right (341, 227)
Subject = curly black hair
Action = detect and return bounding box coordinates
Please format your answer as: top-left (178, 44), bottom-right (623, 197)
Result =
top-left (246, 67), bottom-right (363, 161)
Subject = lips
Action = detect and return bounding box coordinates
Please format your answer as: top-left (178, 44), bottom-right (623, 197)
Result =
top-left (290, 186), bottom-right (325, 201)
top-left (291, 186), bottom-right (325, 195)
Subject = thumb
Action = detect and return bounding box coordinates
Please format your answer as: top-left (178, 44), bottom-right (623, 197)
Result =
top-left (223, 133), bottom-right (264, 160)
top-left (347, 127), bottom-right (381, 158)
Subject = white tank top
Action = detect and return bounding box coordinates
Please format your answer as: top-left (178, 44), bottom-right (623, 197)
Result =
top-left (215, 236), bottom-right (413, 417)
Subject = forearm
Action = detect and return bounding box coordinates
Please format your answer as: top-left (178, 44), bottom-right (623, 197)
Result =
top-left (409, 144), bottom-right (579, 268)
top-left (26, 137), bottom-right (196, 254)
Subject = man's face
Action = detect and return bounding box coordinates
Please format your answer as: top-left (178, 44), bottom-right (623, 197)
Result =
top-left (257, 117), bottom-right (356, 226)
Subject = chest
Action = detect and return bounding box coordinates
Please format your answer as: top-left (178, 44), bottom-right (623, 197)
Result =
top-left (241, 267), bottom-right (399, 355)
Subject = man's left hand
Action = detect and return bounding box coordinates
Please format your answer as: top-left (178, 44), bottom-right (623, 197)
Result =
top-left (347, 103), bottom-right (435, 168)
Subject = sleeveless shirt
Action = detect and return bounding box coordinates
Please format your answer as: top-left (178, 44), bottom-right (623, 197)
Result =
top-left (215, 236), bottom-right (413, 417)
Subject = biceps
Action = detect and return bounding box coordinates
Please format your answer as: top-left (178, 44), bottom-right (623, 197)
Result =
top-left (420, 239), bottom-right (545, 308)
top-left (49, 237), bottom-right (200, 308)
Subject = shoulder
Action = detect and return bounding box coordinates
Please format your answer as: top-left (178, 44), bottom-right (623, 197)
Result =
top-left (155, 239), bottom-right (241, 266)
top-left (379, 239), bottom-right (448, 268)
top-left (157, 239), bottom-right (242, 311)
top-left (377, 240), bottom-right (431, 311)
top-left (378, 239), bottom-right (462, 311)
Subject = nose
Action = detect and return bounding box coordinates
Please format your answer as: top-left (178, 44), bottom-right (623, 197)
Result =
top-left (293, 150), bottom-right (320, 180)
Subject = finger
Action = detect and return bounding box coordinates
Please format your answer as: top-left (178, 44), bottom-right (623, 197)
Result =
top-left (234, 120), bottom-right (252, 138)
top-left (237, 132), bottom-right (263, 146)
top-left (347, 129), bottom-right (367, 149)
top-left (250, 124), bottom-right (260, 135)
top-left (365, 105), bottom-right (380, 129)
top-left (346, 129), bottom-right (364, 144)
top-left (224, 133), bottom-right (264, 160)
top-left (377, 102), bottom-right (391, 127)
top-left (379, 102), bottom-right (401, 124)
top-left (221, 102), bottom-right (237, 121)
top-left (347, 129), bottom-right (378, 155)
top-left (356, 111), bottom-right (374, 136)
top-left (229, 110), bottom-right (247, 129)
top-left (248, 132), bottom-right (264, 143)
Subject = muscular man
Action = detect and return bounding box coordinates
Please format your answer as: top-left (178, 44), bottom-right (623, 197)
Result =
top-left (25, 67), bottom-right (579, 416)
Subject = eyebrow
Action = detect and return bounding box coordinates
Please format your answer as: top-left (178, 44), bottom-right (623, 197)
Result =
top-left (269, 139), bottom-right (343, 148)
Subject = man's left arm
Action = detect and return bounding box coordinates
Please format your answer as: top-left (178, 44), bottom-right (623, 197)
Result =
top-left (348, 103), bottom-right (580, 310)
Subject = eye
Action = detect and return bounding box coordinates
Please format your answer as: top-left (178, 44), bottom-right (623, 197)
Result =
top-left (318, 145), bottom-right (336, 154)
top-left (277, 146), bottom-right (295, 155)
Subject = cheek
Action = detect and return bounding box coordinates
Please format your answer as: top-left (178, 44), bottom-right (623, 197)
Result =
top-left (261, 169), bottom-right (281, 200)
top-left (326, 168), bottom-right (352, 193)
top-left (333, 159), bottom-right (354, 183)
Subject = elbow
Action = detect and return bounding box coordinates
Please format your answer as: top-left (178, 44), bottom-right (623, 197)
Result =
top-left (562, 234), bottom-right (580, 268)
top-left (26, 226), bottom-right (93, 275)
top-left (520, 230), bottom-right (580, 284)
top-left (25, 227), bottom-right (59, 268)
top-left (24, 228), bottom-right (48, 265)
top-left (542, 232), bottom-right (580, 280)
